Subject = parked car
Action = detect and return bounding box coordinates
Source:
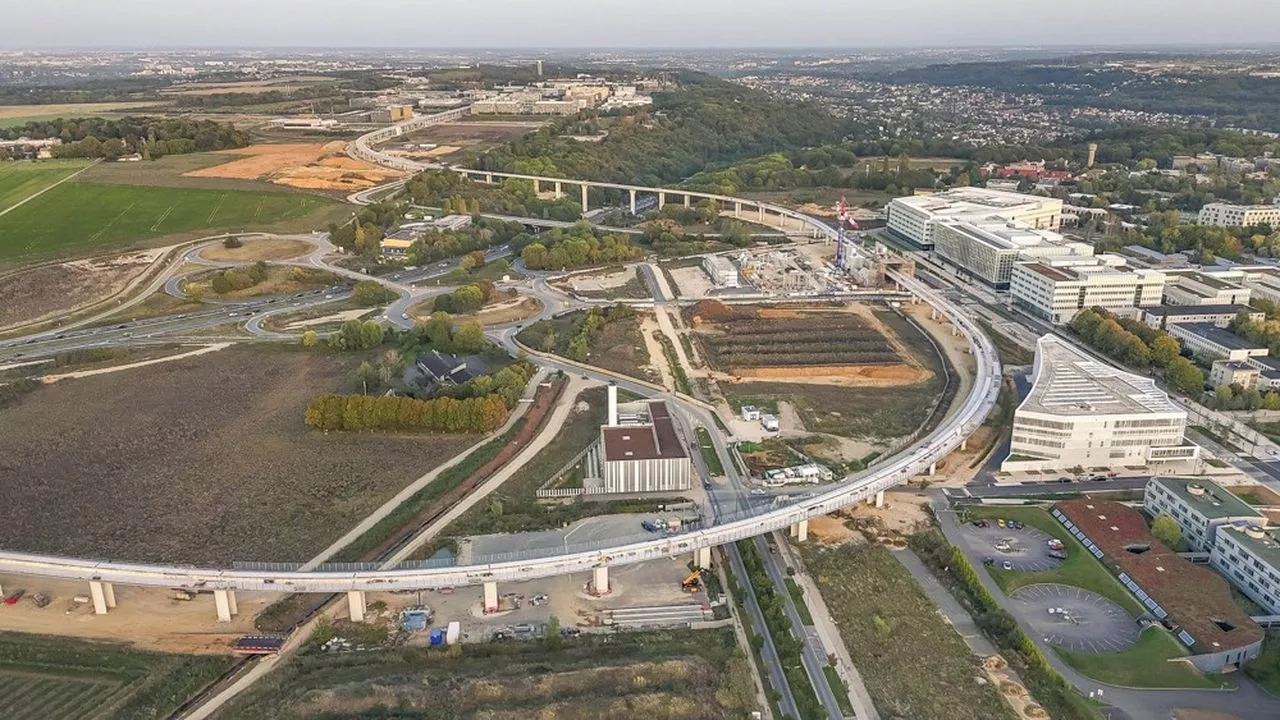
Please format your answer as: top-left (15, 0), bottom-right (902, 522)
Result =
top-left (641, 520), bottom-right (658, 533)
top-left (1001, 561), bottom-right (1014, 571)
top-left (1009, 520), bottom-right (1023, 530)
top-left (982, 557), bottom-right (995, 567)
top-left (997, 519), bottom-right (1006, 529)
top-left (1048, 550), bottom-right (1067, 560)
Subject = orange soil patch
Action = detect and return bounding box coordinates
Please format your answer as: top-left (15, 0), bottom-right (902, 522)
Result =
top-left (807, 516), bottom-right (861, 545)
top-left (732, 364), bottom-right (930, 385)
top-left (186, 142), bottom-right (402, 191)
top-left (757, 308), bottom-right (805, 319)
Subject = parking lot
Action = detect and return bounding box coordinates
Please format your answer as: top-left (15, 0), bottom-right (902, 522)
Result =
top-left (1010, 583), bottom-right (1139, 653)
top-left (961, 519), bottom-right (1065, 572)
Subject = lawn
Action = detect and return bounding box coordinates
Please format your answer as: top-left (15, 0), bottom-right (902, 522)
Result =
top-left (800, 542), bottom-right (1017, 720)
top-left (0, 158), bottom-right (92, 211)
top-left (1056, 629), bottom-right (1221, 689)
top-left (721, 380), bottom-right (942, 440)
top-left (1245, 631), bottom-right (1280, 696)
top-left (962, 506), bottom-right (1218, 689)
top-left (217, 629), bottom-right (758, 720)
top-left (184, 264), bottom-right (338, 300)
top-left (963, 505), bottom-right (1145, 614)
top-left (0, 180), bottom-right (341, 262)
top-left (0, 346), bottom-right (477, 564)
top-left (517, 308), bottom-right (656, 383)
top-left (697, 425), bottom-right (724, 475)
top-left (0, 631), bottom-right (233, 720)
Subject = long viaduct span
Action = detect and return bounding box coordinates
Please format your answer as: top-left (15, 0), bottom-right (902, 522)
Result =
top-left (0, 113), bottom-right (1003, 623)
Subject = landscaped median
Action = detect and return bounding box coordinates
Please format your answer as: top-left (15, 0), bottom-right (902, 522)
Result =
top-left (953, 504), bottom-right (1221, 690)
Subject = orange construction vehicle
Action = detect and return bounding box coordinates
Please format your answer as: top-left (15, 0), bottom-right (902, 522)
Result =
top-left (680, 569), bottom-right (702, 593)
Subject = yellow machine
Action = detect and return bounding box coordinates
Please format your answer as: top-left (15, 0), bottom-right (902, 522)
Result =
top-left (680, 569), bottom-right (702, 593)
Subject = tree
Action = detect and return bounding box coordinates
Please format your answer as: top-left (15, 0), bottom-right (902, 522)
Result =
top-left (301, 330), bottom-right (320, 347)
top-left (454, 321), bottom-right (487, 353)
top-left (1165, 356), bottom-right (1206, 395)
top-left (352, 280), bottom-right (396, 307)
top-left (357, 361), bottom-right (378, 395)
top-left (545, 614), bottom-right (562, 650)
top-left (223, 236), bottom-right (243, 249)
top-left (1151, 514), bottom-right (1182, 548)
top-left (1150, 334), bottom-right (1181, 368)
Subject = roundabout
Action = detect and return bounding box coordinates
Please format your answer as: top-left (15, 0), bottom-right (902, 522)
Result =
top-left (0, 105), bottom-right (1003, 619)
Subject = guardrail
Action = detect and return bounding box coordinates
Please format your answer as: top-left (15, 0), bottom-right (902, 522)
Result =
top-left (0, 126), bottom-right (1002, 594)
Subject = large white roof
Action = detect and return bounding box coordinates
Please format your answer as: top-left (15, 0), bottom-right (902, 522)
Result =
top-left (1019, 335), bottom-right (1183, 417)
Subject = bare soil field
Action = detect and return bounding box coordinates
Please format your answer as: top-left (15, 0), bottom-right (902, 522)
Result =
top-left (199, 237), bottom-right (312, 262)
top-left (399, 120), bottom-right (548, 161)
top-left (0, 347), bottom-right (477, 564)
top-left (185, 142), bottom-right (401, 192)
top-left (0, 248), bottom-right (165, 329)
top-left (157, 76), bottom-right (335, 96)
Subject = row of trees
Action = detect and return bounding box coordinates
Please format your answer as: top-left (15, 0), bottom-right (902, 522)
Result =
top-left (2, 117), bottom-right (249, 160)
top-left (431, 281), bottom-right (502, 315)
top-left (1070, 307), bottom-right (1204, 395)
top-left (304, 393), bottom-right (508, 434)
top-left (1208, 383), bottom-right (1280, 412)
top-left (521, 224), bottom-right (642, 270)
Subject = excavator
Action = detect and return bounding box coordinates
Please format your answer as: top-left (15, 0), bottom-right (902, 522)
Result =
top-left (680, 569), bottom-right (702, 593)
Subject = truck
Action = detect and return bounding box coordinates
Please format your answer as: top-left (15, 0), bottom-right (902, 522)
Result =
top-left (446, 621), bottom-right (461, 645)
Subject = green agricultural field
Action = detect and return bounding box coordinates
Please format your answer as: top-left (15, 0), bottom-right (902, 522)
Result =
top-left (0, 159), bottom-right (93, 211)
top-left (0, 631), bottom-right (233, 720)
top-left (0, 180), bottom-right (340, 262)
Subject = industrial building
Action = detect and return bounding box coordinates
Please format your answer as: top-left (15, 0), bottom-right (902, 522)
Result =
top-left (1010, 258), bottom-right (1165, 324)
top-left (1197, 202), bottom-right (1280, 229)
top-left (885, 187), bottom-right (1063, 249)
top-left (931, 219), bottom-right (1091, 288)
top-left (1002, 335), bottom-right (1198, 473)
top-left (598, 386), bottom-right (692, 494)
top-left (1166, 323), bottom-right (1268, 362)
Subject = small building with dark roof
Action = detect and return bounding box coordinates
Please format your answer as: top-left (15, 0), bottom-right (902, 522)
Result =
top-left (415, 350), bottom-right (486, 388)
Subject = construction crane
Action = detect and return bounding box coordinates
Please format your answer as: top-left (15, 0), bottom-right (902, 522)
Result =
top-left (680, 569), bottom-right (702, 593)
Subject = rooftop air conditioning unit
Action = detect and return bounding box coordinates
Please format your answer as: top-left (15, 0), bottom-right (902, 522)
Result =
top-left (1187, 483), bottom-right (1206, 496)
top-left (1246, 525), bottom-right (1267, 540)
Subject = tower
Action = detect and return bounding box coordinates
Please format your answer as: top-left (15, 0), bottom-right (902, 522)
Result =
top-left (1087, 143), bottom-right (1098, 168)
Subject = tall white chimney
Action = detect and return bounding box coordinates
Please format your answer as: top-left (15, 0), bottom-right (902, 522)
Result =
top-left (607, 384), bottom-right (618, 427)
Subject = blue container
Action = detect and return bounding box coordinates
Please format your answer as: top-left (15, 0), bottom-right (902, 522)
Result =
top-left (429, 628), bottom-right (445, 646)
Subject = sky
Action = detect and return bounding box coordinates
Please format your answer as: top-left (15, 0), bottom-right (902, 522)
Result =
top-left (10, 0), bottom-right (1280, 49)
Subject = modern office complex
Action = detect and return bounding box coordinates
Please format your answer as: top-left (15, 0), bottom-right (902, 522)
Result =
top-left (1141, 304), bottom-right (1262, 330)
top-left (1002, 336), bottom-right (1198, 473)
top-left (1144, 477), bottom-right (1262, 551)
top-left (1198, 202), bottom-right (1280, 229)
top-left (885, 187), bottom-right (1063, 249)
top-left (1010, 258), bottom-right (1165, 324)
top-left (931, 220), bottom-right (1091, 288)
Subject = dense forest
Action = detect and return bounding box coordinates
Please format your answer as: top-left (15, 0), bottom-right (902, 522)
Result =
top-left (1, 116), bottom-right (248, 159)
top-left (873, 59), bottom-right (1280, 133)
top-left (473, 72), bottom-right (846, 185)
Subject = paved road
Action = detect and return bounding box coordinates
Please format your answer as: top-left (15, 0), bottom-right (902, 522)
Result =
top-left (724, 540), bottom-right (801, 720)
top-left (754, 534), bottom-right (845, 720)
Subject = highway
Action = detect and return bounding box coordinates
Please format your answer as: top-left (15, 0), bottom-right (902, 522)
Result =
top-left (0, 117), bottom-right (1002, 608)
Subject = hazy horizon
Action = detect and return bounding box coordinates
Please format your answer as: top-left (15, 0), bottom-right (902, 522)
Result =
top-left (8, 0), bottom-right (1280, 50)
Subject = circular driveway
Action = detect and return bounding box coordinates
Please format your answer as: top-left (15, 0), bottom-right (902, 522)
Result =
top-left (1011, 583), bottom-right (1139, 653)
top-left (961, 522), bottom-right (1064, 571)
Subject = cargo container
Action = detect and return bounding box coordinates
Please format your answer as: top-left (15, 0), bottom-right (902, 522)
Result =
top-left (447, 621), bottom-right (461, 645)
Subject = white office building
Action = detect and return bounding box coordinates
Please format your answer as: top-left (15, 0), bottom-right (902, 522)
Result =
top-left (931, 219), bottom-right (1092, 289)
top-left (1144, 477), bottom-right (1262, 552)
top-left (1010, 258), bottom-right (1165, 324)
top-left (1167, 323), bottom-right (1269, 362)
top-left (1002, 336), bottom-right (1198, 473)
top-left (1163, 271), bottom-right (1252, 307)
top-left (1212, 523), bottom-right (1280, 615)
top-left (1198, 202), bottom-right (1280, 229)
top-left (885, 187), bottom-right (1064, 249)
